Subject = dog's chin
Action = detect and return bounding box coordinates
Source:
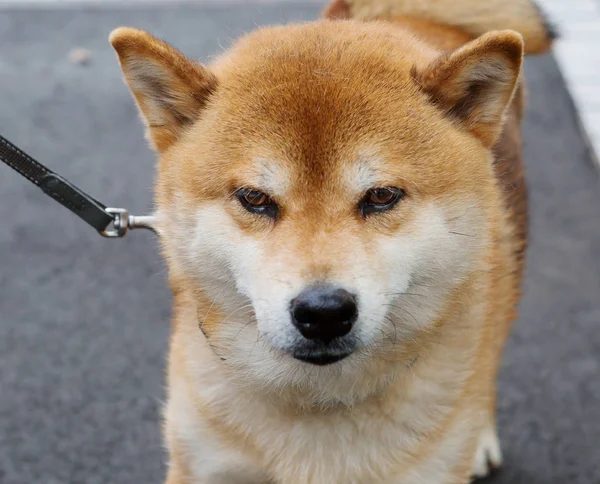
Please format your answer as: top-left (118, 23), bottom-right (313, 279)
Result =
top-left (293, 351), bottom-right (351, 366)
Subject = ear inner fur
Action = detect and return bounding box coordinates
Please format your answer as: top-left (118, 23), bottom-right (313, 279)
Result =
top-left (109, 27), bottom-right (218, 152)
top-left (412, 30), bottom-right (524, 147)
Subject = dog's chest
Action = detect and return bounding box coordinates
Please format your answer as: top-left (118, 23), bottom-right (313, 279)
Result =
top-left (174, 372), bottom-right (477, 484)
top-left (262, 409), bottom-right (472, 483)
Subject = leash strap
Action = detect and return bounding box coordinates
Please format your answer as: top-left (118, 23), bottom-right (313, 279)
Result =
top-left (0, 135), bottom-right (114, 232)
top-left (0, 134), bottom-right (155, 237)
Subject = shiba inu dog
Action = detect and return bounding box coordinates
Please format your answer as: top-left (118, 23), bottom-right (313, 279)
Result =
top-left (109, 0), bottom-right (553, 482)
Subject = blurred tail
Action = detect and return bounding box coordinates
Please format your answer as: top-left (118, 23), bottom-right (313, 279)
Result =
top-left (324, 0), bottom-right (556, 54)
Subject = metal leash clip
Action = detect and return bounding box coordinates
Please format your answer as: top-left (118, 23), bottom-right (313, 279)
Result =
top-left (101, 208), bottom-right (156, 238)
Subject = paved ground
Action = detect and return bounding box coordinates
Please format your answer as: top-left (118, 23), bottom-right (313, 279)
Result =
top-left (0, 4), bottom-right (599, 484)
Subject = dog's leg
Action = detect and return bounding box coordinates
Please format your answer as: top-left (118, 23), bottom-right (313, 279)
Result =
top-left (470, 416), bottom-right (502, 480)
top-left (165, 466), bottom-right (188, 484)
top-left (166, 470), bottom-right (266, 484)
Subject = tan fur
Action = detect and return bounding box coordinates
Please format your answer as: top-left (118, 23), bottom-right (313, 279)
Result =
top-left (325, 0), bottom-right (555, 54)
top-left (109, 3), bottom-right (540, 482)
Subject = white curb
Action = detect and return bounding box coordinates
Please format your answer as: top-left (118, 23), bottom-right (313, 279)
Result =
top-left (537, 0), bottom-right (600, 165)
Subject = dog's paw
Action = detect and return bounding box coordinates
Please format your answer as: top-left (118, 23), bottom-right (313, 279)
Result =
top-left (470, 425), bottom-right (502, 480)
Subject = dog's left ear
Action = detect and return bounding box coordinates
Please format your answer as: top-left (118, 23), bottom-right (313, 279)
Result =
top-left (109, 27), bottom-right (218, 152)
top-left (413, 30), bottom-right (524, 147)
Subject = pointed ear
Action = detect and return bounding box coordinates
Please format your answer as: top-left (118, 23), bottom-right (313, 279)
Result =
top-left (109, 27), bottom-right (218, 152)
top-left (413, 30), bottom-right (524, 147)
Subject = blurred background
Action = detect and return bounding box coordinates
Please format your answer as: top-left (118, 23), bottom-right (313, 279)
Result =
top-left (0, 1), bottom-right (599, 483)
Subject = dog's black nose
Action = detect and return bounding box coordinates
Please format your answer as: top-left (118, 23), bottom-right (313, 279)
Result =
top-left (291, 285), bottom-right (357, 343)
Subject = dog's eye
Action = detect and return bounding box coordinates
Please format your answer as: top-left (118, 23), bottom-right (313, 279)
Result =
top-left (242, 190), bottom-right (270, 207)
top-left (236, 188), bottom-right (278, 219)
top-left (360, 187), bottom-right (405, 217)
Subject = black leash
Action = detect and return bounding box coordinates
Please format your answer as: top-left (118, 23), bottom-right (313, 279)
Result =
top-left (0, 134), bottom-right (155, 237)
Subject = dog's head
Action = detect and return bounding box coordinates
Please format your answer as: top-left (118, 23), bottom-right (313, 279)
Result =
top-left (111, 21), bottom-right (522, 404)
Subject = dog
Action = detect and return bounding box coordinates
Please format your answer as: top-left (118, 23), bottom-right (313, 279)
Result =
top-left (109, 0), bottom-right (553, 481)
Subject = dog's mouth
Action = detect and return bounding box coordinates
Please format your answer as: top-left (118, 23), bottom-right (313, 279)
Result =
top-left (288, 335), bottom-right (357, 366)
top-left (293, 351), bottom-right (351, 366)
top-left (276, 332), bottom-right (357, 366)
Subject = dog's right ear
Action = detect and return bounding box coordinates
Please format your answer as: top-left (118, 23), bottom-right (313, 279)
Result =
top-left (109, 27), bottom-right (218, 152)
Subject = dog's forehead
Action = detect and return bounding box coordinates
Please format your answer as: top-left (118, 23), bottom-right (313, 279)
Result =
top-left (208, 23), bottom-right (440, 190)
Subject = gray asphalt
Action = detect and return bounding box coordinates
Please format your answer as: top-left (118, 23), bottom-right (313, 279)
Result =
top-left (0, 4), bottom-right (599, 484)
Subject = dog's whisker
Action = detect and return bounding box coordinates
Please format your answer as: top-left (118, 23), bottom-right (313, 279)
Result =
top-left (380, 291), bottom-right (428, 298)
top-left (199, 285), bottom-right (229, 326)
top-left (222, 303), bottom-right (255, 324)
top-left (448, 230), bottom-right (476, 238)
top-left (382, 303), bottom-right (421, 328)
top-left (446, 212), bottom-right (469, 222)
top-left (229, 319), bottom-right (255, 345)
top-left (384, 314), bottom-right (399, 344)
